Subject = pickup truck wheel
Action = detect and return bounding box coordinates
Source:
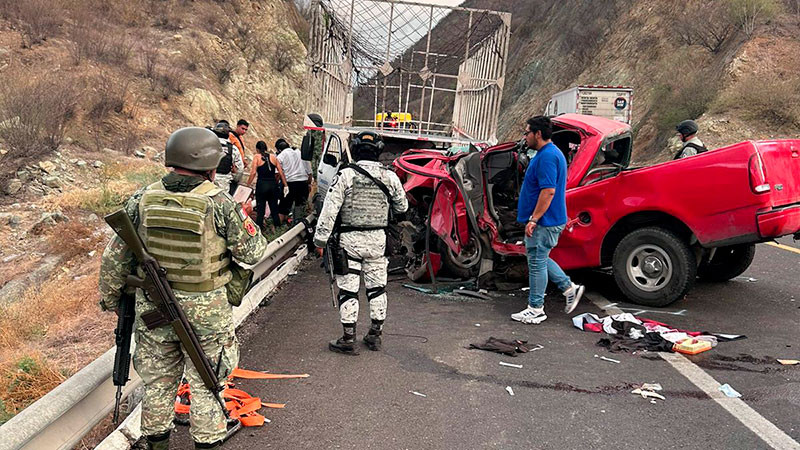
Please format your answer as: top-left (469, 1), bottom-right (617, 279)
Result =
top-left (612, 227), bottom-right (696, 307)
top-left (698, 244), bottom-right (756, 282)
top-left (440, 236), bottom-right (482, 279)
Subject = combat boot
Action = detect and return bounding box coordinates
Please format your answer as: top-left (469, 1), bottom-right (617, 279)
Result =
top-left (194, 440), bottom-right (222, 449)
top-left (329, 323), bottom-right (358, 355)
top-left (144, 431), bottom-right (170, 450)
top-left (363, 319), bottom-right (383, 351)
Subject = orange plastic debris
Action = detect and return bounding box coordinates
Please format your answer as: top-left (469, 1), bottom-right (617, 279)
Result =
top-left (172, 366), bottom-right (307, 427)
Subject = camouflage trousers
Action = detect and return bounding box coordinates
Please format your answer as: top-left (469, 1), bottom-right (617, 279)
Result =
top-left (336, 231), bottom-right (388, 324)
top-left (133, 327), bottom-right (239, 444)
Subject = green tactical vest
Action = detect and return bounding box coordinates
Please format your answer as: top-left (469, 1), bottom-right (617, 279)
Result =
top-left (138, 181), bottom-right (232, 292)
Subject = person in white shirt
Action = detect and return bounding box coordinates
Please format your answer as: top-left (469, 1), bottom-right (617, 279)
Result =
top-left (276, 138), bottom-right (312, 223)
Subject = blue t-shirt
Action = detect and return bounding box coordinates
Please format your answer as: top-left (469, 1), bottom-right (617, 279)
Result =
top-left (516, 142), bottom-right (568, 227)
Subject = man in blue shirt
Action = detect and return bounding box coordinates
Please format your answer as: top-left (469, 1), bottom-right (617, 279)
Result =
top-left (512, 116), bottom-right (584, 324)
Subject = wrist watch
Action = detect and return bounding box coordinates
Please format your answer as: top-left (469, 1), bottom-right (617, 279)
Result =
top-left (528, 216), bottom-right (538, 224)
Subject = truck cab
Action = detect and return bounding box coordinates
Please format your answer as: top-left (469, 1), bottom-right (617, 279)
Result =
top-left (394, 114), bottom-right (800, 306)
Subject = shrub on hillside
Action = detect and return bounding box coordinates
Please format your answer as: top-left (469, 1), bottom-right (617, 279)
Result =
top-left (715, 73), bottom-right (800, 127)
top-left (67, 25), bottom-right (135, 67)
top-left (0, 0), bottom-right (62, 47)
top-left (271, 36), bottom-right (302, 73)
top-left (727, 0), bottom-right (782, 36)
top-left (88, 75), bottom-right (129, 121)
top-left (0, 74), bottom-right (80, 179)
top-left (675, 1), bottom-right (737, 53)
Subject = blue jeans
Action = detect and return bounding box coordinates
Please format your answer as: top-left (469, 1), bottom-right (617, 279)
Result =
top-left (525, 224), bottom-right (572, 308)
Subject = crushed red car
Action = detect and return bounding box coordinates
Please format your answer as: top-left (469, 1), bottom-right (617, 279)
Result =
top-left (393, 114), bottom-right (800, 306)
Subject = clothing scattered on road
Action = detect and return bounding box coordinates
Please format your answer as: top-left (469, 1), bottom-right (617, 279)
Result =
top-left (469, 337), bottom-right (531, 357)
top-left (572, 313), bottom-right (733, 354)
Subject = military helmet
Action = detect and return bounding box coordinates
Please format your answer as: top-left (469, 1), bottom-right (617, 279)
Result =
top-left (351, 131), bottom-right (384, 152)
top-left (676, 119), bottom-right (699, 137)
top-left (165, 127), bottom-right (224, 171)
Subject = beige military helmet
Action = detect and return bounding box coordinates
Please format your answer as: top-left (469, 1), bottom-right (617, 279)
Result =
top-left (165, 127), bottom-right (224, 171)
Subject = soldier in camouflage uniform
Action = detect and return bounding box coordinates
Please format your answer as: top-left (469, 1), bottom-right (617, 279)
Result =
top-left (99, 127), bottom-right (267, 450)
top-left (313, 131), bottom-right (408, 354)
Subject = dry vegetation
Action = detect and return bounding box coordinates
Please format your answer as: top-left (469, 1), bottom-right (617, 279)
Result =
top-left (0, 268), bottom-right (110, 420)
top-left (0, 0), bottom-right (306, 426)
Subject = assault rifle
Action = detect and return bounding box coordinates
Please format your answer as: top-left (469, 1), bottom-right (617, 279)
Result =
top-left (111, 291), bottom-right (135, 424)
top-left (104, 210), bottom-right (240, 434)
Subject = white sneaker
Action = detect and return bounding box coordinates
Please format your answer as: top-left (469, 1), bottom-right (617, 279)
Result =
top-left (563, 283), bottom-right (585, 314)
top-left (511, 306), bottom-right (547, 324)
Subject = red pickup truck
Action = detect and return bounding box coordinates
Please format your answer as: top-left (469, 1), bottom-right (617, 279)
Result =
top-left (393, 114), bottom-right (800, 306)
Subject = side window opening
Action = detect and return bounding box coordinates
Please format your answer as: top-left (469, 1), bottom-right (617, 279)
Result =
top-left (579, 135), bottom-right (632, 187)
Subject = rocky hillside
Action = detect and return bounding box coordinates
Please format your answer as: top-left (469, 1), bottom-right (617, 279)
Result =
top-left (387, 0), bottom-right (799, 160)
top-left (0, 0), bottom-right (308, 430)
top-left (470, 0), bottom-right (800, 160)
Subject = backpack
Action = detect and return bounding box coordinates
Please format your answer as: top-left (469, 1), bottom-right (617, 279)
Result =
top-left (673, 142), bottom-right (708, 160)
top-left (217, 140), bottom-right (234, 174)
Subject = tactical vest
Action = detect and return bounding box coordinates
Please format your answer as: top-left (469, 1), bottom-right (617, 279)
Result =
top-left (138, 181), bottom-right (232, 292)
top-left (339, 166), bottom-right (391, 230)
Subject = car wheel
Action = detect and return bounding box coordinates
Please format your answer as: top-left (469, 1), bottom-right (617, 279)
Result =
top-left (440, 236), bottom-right (482, 279)
top-left (698, 244), bottom-right (756, 282)
top-left (612, 227), bottom-right (696, 307)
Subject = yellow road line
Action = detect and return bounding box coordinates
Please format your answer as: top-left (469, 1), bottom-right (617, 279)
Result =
top-left (765, 241), bottom-right (800, 255)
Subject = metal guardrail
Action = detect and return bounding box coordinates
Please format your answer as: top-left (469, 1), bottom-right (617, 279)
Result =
top-left (0, 215), bottom-right (315, 450)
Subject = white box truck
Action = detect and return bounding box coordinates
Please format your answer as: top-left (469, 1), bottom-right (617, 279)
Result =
top-left (544, 85), bottom-right (633, 124)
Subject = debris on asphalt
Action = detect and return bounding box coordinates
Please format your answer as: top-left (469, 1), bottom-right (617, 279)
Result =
top-left (631, 385), bottom-right (666, 401)
top-left (454, 289), bottom-right (492, 300)
top-left (410, 391), bottom-right (427, 398)
top-left (521, 287), bottom-right (530, 291)
top-left (403, 284), bottom-right (436, 294)
top-left (470, 337), bottom-right (530, 356)
top-left (594, 354), bottom-right (621, 364)
top-left (674, 338), bottom-right (712, 355)
top-left (777, 359), bottom-right (800, 365)
top-left (475, 323), bottom-right (481, 327)
top-left (505, 386), bottom-right (515, 396)
top-left (499, 361), bottom-right (523, 369)
top-left (719, 384), bottom-right (742, 398)
top-left (530, 344), bottom-right (544, 352)
top-left (735, 276), bottom-right (758, 282)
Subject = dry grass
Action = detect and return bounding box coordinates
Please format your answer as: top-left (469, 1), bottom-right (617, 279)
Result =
top-left (0, 353), bottom-right (65, 419)
top-left (45, 220), bottom-right (106, 261)
top-left (46, 161), bottom-right (166, 215)
top-left (0, 273), bottom-right (100, 351)
top-left (0, 268), bottom-right (110, 420)
top-left (714, 72), bottom-right (800, 127)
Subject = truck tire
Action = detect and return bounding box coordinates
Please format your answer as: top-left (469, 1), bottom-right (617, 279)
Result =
top-left (612, 227), bottom-right (696, 307)
top-left (698, 244), bottom-right (756, 282)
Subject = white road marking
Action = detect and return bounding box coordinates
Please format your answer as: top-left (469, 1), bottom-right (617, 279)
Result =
top-left (660, 353), bottom-right (800, 450)
top-left (587, 292), bottom-right (800, 450)
top-left (604, 302), bottom-right (688, 316)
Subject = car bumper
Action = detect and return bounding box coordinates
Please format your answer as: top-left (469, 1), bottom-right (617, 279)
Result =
top-left (757, 205), bottom-right (800, 239)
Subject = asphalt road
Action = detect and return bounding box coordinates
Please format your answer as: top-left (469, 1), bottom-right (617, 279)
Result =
top-left (173, 238), bottom-right (799, 449)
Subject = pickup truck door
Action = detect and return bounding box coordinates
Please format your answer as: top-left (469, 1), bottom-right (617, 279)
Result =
top-left (314, 133), bottom-right (347, 210)
top-left (552, 134), bottom-right (632, 270)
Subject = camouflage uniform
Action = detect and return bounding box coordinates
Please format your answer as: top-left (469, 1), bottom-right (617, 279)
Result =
top-left (309, 129), bottom-right (324, 177)
top-left (99, 172), bottom-right (266, 445)
top-left (313, 161), bottom-right (408, 338)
